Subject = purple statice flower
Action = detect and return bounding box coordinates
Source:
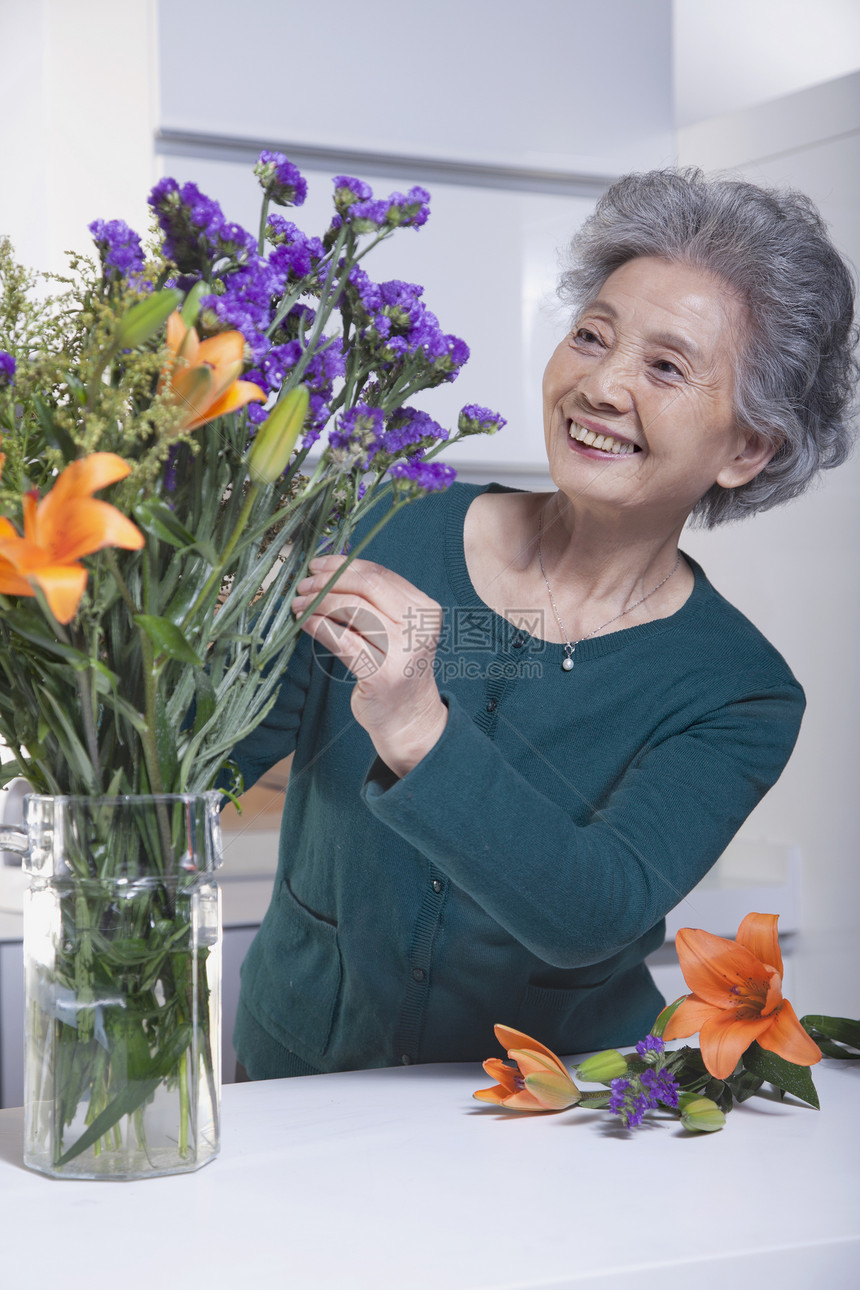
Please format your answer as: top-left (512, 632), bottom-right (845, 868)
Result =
top-left (382, 406), bottom-right (447, 455)
top-left (217, 221), bottom-right (258, 261)
top-left (428, 332), bottom-right (470, 380)
top-left (149, 177), bottom-right (227, 276)
top-left (247, 403), bottom-right (269, 426)
top-left (254, 151), bottom-right (307, 207)
top-left (383, 185), bottom-right (431, 229)
top-left (199, 256), bottom-right (284, 359)
top-left (329, 403), bottom-right (384, 468)
top-left (389, 459), bottom-right (456, 493)
top-left (348, 264), bottom-right (383, 313)
top-left (458, 404), bottom-right (507, 437)
top-left (269, 228), bottom-right (325, 282)
top-left (0, 351), bottom-right (16, 387)
top-left (333, 175), bottom-right (373, 215)
top-left (88, 218), bottom-right (146, 279)
top-left (343, 198), bottom-right (391, 233)
top-left (636, 1034), bottom-right (665, 1058)
top-left (608, 1078), bottom-right (631, 1116)
top-left (609, 1061), bottom-right (679, 1128)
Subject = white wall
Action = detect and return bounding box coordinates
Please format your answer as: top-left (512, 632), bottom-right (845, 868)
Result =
top-left (678, 74), bottom-right (860, 1016)
top-left (153, 0), bottom-right (675, 478)
top-left (673, 0), bottom-right (860, 126)
top-left (0, 0), bottom-right (158, 277)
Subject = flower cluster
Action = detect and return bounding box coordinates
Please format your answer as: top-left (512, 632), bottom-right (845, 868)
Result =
top-left (0, 152), bottom-right (505, 804)
top-left (254, 150), bottom-right (308, 207)
top-left (473, 914), bottom-right (840, 1139)
top-left (608, 1065), bottom-right (680, 1129)
top-left (88, 219), bottom-right (146, 280)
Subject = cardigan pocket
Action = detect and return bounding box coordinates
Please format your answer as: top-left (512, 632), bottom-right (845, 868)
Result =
top-left (260, 877), bottom-right (343, 1058)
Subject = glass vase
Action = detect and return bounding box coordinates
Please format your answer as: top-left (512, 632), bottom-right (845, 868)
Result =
top-left (17, 793), bottom-right (222, 1180)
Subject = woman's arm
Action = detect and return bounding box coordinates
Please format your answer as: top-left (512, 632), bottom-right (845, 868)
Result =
top-left (361, 683), bottom-right (804, 968)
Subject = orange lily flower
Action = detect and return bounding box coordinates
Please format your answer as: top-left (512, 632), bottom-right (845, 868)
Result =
top-left (474, 1024), bottom-right (581, 1111)
top-left (0, 453), bottom-right (144, 624)
top-left (160, 312), bottom-right (265, 432)
top-left (663, 912), bottom-right (822, 1080)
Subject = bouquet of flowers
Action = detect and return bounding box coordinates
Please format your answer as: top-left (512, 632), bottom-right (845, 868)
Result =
top-left (0, 153), bottom-right (504, 1174)
top-left (475, 913), bottom-right (859, 1134)
top-left (0, 152), bottom-right (504, 800)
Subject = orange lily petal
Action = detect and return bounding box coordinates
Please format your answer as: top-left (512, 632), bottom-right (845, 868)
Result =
top-left (196, 330), bottom-right (245, 370)
top-left (735, 912), bottom-right (783, 977)
top-left (166, 311), bottom-right (199, 364)
top-left (756, 998), bottom-right (822, 1068)
top-left (40, 498), bottom-right (144, 562)
top-left (663, 995), bottom-right (724, 1040)
top-left (673, 927), bottom-right (772, 1007)
top-left (698, 1009), bottom-right (775, 1081)
top-left (28, 564), bottom-right (89, 624)
top-left (481, 1058), bottom-right (519, 1094)
top-left (473, 1085), bottom-right (509, 1105)
top-left (182, 378), bottom-right (265, 431)
top-left (37, 453), bottom-right (133, 519)
top-left (0, 558), bottom-right (34, 597)
top-left (523, 1070), bottom-right (580, 1110)
top-left (0, 516), bottom-right (18, 539)
top-left (493, 1025), bottom-right (569, 1078)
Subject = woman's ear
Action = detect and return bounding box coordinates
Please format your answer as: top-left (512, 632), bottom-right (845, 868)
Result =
top-left (715, 430), bottom-right (777, 489)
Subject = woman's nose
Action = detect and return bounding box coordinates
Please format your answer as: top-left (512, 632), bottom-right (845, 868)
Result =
top-left (578, 350), bottom-right (635, 412)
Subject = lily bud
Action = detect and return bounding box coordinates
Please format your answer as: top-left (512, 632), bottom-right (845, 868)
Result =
top-left (679, 1095), bottom-right (726, 1133)
top-left (115, 288), bottom-right (182, 350)
top-left (575, 1050), bottom-right (628, 1083)
top-left (180, 280), bottom-right (206, 329)
top-left (248, 385), bottom-right (309, 484)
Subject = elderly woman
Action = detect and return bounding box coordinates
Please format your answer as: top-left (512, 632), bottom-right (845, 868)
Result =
top-left (232, 168), bottom-right (857, 1079)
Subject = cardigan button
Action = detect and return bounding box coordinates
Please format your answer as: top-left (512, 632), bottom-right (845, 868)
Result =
top-left (512, 632), bottom-right (526, 648)
top-left (485, 698), bottom-right (497, 713)
top-left (411, 967), bottom-right (426, 982)
top-left (432, 879), bottom-right (444, 893)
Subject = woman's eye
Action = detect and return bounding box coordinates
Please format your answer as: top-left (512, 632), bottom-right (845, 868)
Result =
top-left (573, 327), bottom-right (600, 345)
top-left (654, 359), bottom-right (683, 377)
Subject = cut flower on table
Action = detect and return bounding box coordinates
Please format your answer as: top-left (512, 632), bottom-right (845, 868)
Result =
top-left (472, 913), bottom-right (851, 1137)
top-left (474, 1025), bottom-right (581, 1111)
top-left (663, 912), bottom-right (822, 1080)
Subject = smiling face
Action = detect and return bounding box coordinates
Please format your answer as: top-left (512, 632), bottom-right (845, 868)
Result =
top-left (542, 256), bottom-right (775, 532)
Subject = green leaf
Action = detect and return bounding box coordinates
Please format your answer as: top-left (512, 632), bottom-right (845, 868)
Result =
top-left (801, 1014), bottom-right (860, 1057)
top-left (55, 1022), bottom-right (193, 1166)
top-left (727, 1069), bottom-right (765, 1103)
top-left (132, 498), bottom-right (200, 550)
top-left (192, 670), bottom-right (217, 738)
top-left (154, 693), bottom-right (178, 787)
top-left (134, 614), bottom-right (203, 666)
top-left (742, 1042), bottom-right (820, 1109)
top-left (115, 287), bottom-right (182, 349)
top-left (32, 393), bottom-right (77, 462)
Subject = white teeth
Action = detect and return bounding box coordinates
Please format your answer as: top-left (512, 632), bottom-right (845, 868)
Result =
top-left (569, 422), bottom-right (635, 455)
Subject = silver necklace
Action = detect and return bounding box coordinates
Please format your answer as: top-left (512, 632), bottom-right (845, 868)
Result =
top-left (536, 511), bottom-right (680, 671)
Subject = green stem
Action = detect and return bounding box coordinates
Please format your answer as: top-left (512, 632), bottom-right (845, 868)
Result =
top-left (258, 195), bottom-right (271, 256)
top-left (179, 485), bottom-right (259, 635)
top-left (178, 1049), bottom-right (189, 1157)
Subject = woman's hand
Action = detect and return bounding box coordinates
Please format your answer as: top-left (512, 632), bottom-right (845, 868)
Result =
top-left (292, 555), bottom-right (448, 778)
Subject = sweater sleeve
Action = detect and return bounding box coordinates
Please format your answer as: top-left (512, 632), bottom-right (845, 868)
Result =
top-left (228, 633), bottom-right (315, 793)
top-left (361, 682), bottom-right (804, 968)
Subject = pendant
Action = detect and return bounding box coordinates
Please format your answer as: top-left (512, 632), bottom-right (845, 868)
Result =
top-left (562, 656), bottom-right (574, 671)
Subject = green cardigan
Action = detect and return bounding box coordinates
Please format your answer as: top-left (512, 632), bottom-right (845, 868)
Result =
top-left (233, 483), bottom-right (805, 1076)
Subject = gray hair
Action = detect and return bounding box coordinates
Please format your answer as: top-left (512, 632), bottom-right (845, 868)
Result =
top-left (558, 168), bottom-right (859, 526)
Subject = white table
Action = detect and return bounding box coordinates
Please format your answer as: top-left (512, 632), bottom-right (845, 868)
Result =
top-left (0, 1057), bottom-right (857, 1289)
